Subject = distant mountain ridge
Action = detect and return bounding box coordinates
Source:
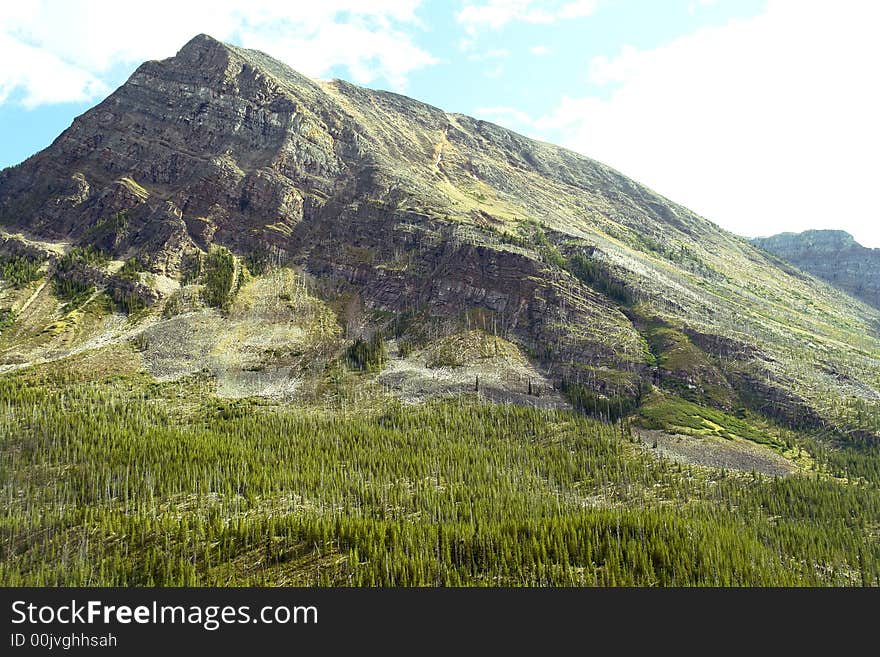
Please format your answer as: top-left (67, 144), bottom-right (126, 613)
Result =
top-left (752, 230), bottom-right (880, 311)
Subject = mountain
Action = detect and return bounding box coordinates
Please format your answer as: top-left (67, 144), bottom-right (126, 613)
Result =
top-left (752, 230), bottom-right (880, 311)
top-left (1, 35), bottom-right (879, 586)
top-left (3, 33), bottom-right (879, 432)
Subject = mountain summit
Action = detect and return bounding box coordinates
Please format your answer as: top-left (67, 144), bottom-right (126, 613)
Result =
top-left (1, 34), bottom-right (879, 438)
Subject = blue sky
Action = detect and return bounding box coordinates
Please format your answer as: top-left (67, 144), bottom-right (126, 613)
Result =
top-left (2, 1), bottom-right (878, 246)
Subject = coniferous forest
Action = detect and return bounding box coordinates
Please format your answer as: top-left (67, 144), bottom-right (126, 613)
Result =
top-left (1, 358), bottom-right (877, 587)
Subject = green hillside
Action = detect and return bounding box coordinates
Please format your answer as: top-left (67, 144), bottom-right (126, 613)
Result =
top-left (1, 347), bottom-right (877, 586)
top-left (1, 35), bottom-right (879, 586)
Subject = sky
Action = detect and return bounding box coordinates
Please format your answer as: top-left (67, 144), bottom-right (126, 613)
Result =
top-left (1, 0), bottom-right (878, 246)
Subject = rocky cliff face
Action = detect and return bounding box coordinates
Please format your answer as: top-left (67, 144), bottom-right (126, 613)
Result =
top-left (0, 35), bottom-right (350, 272)
top-left (2, 34), bottom-right (880, 433)
top-left (752, 230), bottom-right (880, 311)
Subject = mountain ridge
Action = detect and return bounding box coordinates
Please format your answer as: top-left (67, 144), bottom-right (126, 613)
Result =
top-left (1, 33), bottom-right (879, 440)
top-left (752, 229), bottom-right (880, 313)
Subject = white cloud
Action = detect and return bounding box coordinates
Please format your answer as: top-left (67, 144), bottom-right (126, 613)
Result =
top-left (467, 48), bottom-right (511, 61)
top-left (475, 106), bottom-right (536, 128)
top-left (530, 45), bottom-right (551, 56)
top-left (0, 32), bottom-right (107, 107)
top-left (558, 0), bottom-right (599, 20)
top-left (0, 1), bottom-right (435, 107)
top-left (238, 19), bottom-right (436, 89)
top-left (530, 0), bottom-right (880, 247)
top-left (457, 0), bottom-right (597, 35)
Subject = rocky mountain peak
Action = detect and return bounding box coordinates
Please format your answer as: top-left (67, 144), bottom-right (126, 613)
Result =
top-left (166, 32), bottom-right (236, 76)
top-left (178, 32), bottom-right (228, 56)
